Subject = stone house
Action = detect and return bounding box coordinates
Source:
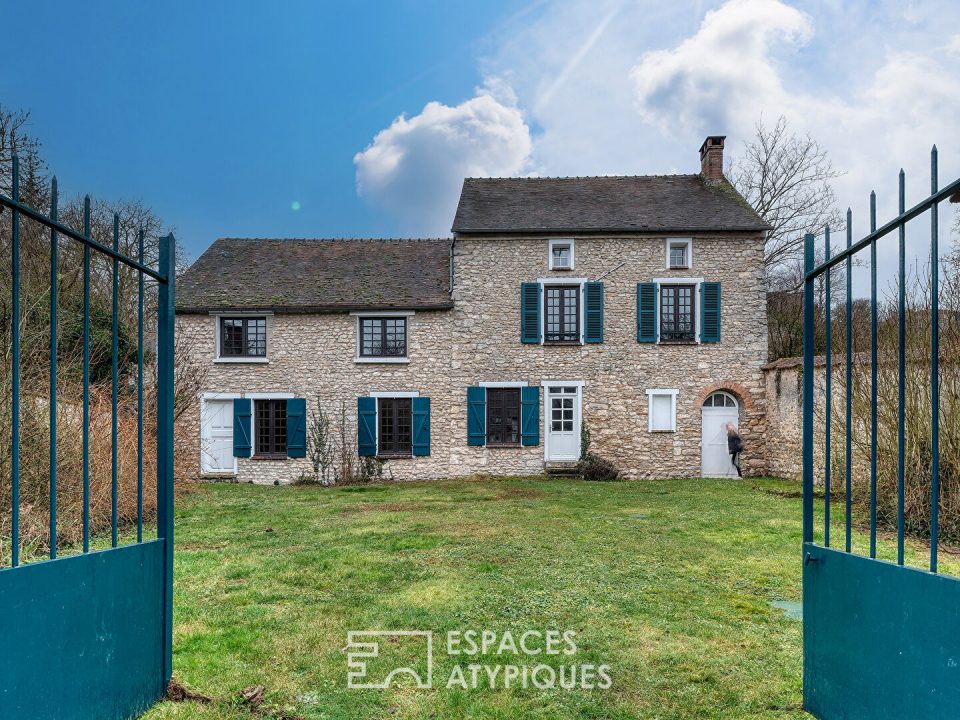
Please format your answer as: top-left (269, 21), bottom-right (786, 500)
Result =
top-left (176, 136), bottom-right (771, 484)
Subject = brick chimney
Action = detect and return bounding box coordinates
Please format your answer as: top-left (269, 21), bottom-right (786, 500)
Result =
top-left (699, 135), bottom-right (726, 182)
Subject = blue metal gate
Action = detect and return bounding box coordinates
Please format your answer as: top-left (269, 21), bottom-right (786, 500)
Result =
top-left (802, 148), bottom-right (960, 718)
top-left (0, 157), bottom-right (175, 719)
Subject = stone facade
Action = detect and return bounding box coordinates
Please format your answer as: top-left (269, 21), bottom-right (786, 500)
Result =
top-left (177, 231), bottom-right (770, 484)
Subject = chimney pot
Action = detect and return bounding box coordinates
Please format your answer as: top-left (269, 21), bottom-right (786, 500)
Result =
top-left (699, 135), bottom-right (726, 182)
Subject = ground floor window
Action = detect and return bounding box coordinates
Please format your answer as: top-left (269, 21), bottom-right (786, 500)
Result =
top-left (255, 399), bottom-right (287, 456)
top-left (646, 389), bottom-right (678, 432)
top-left (486, 388), bottom-right (521, 446)
top-left (378, 397), bottom-right (412, 457)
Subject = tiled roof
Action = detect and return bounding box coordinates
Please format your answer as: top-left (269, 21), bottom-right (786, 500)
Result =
top-left (176, 238), bottom-right (452, 313)
top-left (452, 175), bottom-right (770, 234)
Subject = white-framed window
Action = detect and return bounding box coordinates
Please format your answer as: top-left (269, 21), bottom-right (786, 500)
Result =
top-left (549, 238), bottom-right (575, 271)
top-left (352, 311), bottom-right (414, 363)
top-left (652, 277), bottom-right (704, 343)
top-left (666, 238), bottom-right (693, 270)
top-left (212, 312), bottom-right (272, 363)
top-left (646, 389), bottom-right (678, 432)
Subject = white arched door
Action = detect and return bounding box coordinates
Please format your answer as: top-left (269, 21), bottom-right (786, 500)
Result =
top-left (701, 391), bottom-right (739, 477)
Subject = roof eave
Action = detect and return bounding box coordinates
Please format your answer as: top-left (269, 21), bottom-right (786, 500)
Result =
top-left (175, 301), bottom-right (455, 315)
top-left (452, 226), bottom-right (771, 235)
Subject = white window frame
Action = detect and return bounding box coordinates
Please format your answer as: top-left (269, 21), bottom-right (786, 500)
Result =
top-left (548, 238), bottom-right (575, 271)
top-left (352, 310), bottom-right (414, 364)
top-left (366, 391), bottom-right (420, 455)
top-left (248, 392), bottom-right (295, 459)
top-left (646, 389), bottom-right (678, 433)
top-left (651, 277), bottom-right (704, 344)
top-left (666, 238), bottom-right (693, 270)
top-left (538, 278), bottom-right (587, 345)
top-left (211, 311), bottom-right (273, 363)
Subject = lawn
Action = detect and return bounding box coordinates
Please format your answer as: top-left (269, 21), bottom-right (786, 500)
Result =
top-left (140, 477), bottom-right (947, 720)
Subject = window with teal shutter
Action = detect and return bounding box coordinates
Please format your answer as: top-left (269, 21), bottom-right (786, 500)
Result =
top-left (637, 283), bottom-right (658, 343)
top-left (412, 397), bottom-right (431, 456)
top-left (520, 386), bottom-right (540, 446)
top-left (357, 397), bottom-right (377, 456)
top-left (467, 386), bottom-right (486, 445)
top-left (701, 282), bottom-right (721, 342)
top-left (584, 281), bottom-right (604, 343)
top-left (233, 398), bottom-right (251, 457)
top-left (286, 398), bottom-right (307, 458)
top-left (520, 282), bottom-right (541, 343)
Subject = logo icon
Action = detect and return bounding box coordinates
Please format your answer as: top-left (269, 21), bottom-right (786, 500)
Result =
top-left (345, 630), bottom-right (433, 689)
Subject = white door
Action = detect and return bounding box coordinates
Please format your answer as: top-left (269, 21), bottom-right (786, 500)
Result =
top-left (701, 391), bottom-right (739, 477)
top-left (201, 399), bottom-right (236, 474)
top-left (546, 385), bottom-right (581, 461)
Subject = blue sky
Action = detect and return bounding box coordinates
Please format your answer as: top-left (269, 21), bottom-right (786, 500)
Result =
top-left (4, 1), bottom-right (959, 272)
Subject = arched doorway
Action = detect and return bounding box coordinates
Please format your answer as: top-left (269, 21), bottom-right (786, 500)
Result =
top-left (701, 391), bottom-right (739, 477)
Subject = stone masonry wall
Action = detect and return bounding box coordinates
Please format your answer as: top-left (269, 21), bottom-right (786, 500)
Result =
top-left (177, 232), bottom-right (769, 483)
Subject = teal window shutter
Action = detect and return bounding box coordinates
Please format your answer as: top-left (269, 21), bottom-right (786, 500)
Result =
top-left (637, 282), bottom-right (658, 343)
top-left (520, 386), bottom-right (540, 446)
top-left (233, 398), bottom-right (251, 457)
top-left (357, 397), bottom-right (377, 457)
top-left (286, 398), bottom-right (307, 458)
top-left (584, 281), bottom-right (604, 343)
top-left (412, 397), bottom-right (431, 456)
top-left (701, 282), bottom-right (721, 342)
top-left (467, 386), bottom-right (486, 446)
top-left (520, 282), bottom-right (541, 343)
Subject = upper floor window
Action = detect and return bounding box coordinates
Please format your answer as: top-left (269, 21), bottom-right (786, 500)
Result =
top-left (255, 398), bottom-right (287, 456)
top-left (667, 239), bottom-right (692, 270)
top-left (360, 317), bottom-right (407, 358)
top-left (660, 284), bottom-right (695, 342)
top-left (549, 239), bottom-right (575, 271)
top-left (220, 317), bottom-right (266, 358)
top-left (378, 397), bottom-right (412, 457)
top-left (486, 388), bottom-right (521, 446)
top-left (544, 285), bottom-right (579, 342)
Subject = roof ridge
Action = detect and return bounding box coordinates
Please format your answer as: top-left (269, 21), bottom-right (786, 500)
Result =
top-left (463, 174), bottom-right (700, 181)
top-left (215, 237), bottom-right (452, 243)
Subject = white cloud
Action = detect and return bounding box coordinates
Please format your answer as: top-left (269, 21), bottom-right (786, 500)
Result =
top-left (353, 83), bottom-right (532, 235)
top-left (630, 0), bottom-right (812, 137)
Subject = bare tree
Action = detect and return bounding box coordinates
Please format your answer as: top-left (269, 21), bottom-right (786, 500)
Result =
top-left (728, 116), bottom-right (844, 288)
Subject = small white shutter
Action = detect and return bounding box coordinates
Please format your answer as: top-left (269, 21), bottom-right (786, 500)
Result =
top-left (650, 394), bottom-right (673, 432)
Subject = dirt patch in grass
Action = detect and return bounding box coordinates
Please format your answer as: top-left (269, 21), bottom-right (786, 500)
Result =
top-left (340, 501), bottom-right (426, 514)
top-left (493, 487), bottom-right (545, 500)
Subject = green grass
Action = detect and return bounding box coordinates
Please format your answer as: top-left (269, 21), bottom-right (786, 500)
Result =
top-left (140, 477), bottom-right (955, 720)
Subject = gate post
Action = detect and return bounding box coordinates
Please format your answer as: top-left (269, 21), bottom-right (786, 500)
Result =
top-left (802, 233), bottom-right (814, 546)
top-left (156, 233), bottom-right (176, 686)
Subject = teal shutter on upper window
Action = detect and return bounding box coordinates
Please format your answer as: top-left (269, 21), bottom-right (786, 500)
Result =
top-left (357, 397), bottom-right (377, 457)
top-left (467, 386), bottom-right (486, 446)
top-left (584, 281), bottom-right (604, 343)
top-left (233, 398), bottom-right (251, 457)
top-left (286, 398), bottom-right (307, 458)
top-left (520, 282), bottom-right (541, 343)
top-left (637, 283), bottom-right (658, 343)
top-left (412, 397), bottom-right (431, 456)
top-left (701, 282), bottom-right (721, 342)
top-left (520, 386), bottom-right (540, 446)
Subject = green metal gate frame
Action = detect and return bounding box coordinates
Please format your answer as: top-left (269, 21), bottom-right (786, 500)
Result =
top-left (801, 147), bottom-right (960, 719)
top-left (0, 157), bottom-right (175, 719)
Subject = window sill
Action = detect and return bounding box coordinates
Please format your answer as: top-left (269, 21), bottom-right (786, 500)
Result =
top-left (354, 357), bottom-right (410, 364)
top-left (658, 340), bottom-right (697, 345)
top-left (215, 357), bottom-right (270, 364)
top-left (649, 429), bottom-right (676, 434)
top-left (377, 453), bottom-right (413, 460)
top-left (486, 443), bottom-right (522, 449)
top-left (543, 340), bottom-right (582, 346)
top-left (549, 266), bottom-right (574, 272)
top-left (667, 266), bottom-right (691, 271)
top-left (251, 454), bottom-right (288, 461)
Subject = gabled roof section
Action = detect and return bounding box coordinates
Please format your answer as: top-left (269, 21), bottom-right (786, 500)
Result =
top-left (452, 175), bottom-right (770, 234)
top-left (176, 238), bottom-right (453, 313)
